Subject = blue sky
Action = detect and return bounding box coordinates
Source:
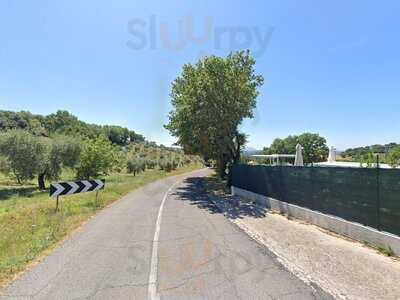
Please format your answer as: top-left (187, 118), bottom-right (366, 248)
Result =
top-left (1, 0), bottom-right (399, 150)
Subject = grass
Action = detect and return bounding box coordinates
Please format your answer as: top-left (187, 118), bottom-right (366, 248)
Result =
top-left (0, 164), bottom-right (202, 288)
top-left (362, 241), bottom-right (396, 257)
top-left (377, 246), bottom-right (395, 257)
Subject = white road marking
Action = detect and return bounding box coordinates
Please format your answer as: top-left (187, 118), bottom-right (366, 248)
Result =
top-left (148, 180), bottom-right (181, 300)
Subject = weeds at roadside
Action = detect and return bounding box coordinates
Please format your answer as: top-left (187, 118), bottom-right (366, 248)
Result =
top-left (362, 241), bottom-right (396, 258)
top-left (377, 245), bottom-right (395, 257)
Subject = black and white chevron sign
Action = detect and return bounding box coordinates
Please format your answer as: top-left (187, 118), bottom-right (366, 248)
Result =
top-left (50, 179), bottom-right (105, 197)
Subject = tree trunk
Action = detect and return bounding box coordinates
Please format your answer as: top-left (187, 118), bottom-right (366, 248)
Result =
top-left (226, 134), bottom-right (242, 187)
top-left (38, 173), bottom-right (46, 190)
top-left (217, 158), bottom-right (227, 179)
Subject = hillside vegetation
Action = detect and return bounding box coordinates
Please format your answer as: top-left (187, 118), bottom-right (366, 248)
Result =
top-left (341, 143), bottom-right (399, 158)
top-left (0, 110), bottom-right (202, 189)
top-left (0, 109), bottom-right (203, 287)
top-left (0, 110), bottom-right (145, 145)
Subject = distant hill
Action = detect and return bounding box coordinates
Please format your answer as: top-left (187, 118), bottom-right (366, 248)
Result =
top-left (0, 110), bottom-right (146, 146)
top-left (342, 143), bottom-right (399, 158)
top-left (243, 147), bottom-right (262, 156)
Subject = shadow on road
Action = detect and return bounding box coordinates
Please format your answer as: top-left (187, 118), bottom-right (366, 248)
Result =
top-left (173, 177), bottom-right (267, 220)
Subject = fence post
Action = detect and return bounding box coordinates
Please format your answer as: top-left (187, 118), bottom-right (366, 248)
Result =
top-left (279, 164), bottom-right (285, 202)
top-left (376, 155), bottom-right (381, 231)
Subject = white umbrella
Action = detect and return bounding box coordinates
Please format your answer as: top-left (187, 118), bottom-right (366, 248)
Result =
top-left (328, 146), bottom-right (336, 163)
top-left (294, 144), bottom-right (304, 166)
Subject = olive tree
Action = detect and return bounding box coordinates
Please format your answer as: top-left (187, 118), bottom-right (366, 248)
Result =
top-left (165, 51), bottom-right (264, 178)
top-left (37, 136), bottom-right (81, 189)
top-left (76, 137), bottom-right (116, 179)
top-left (0, 130), bottom-right (43, 183)
top-left (126, 158), bottom-right (146, 176)
top-left (0, 130), bottom-right (81, 188)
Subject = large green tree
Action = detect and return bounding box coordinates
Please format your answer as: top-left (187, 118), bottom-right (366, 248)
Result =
top-left (165, 51), bottom-right (264, 178)
top-left (263, 133), bottom-right (329, 164)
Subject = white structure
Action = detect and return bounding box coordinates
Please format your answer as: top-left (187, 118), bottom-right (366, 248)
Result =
top-left (315, 146), bottom-right (394, 169)
top-left (294, 144), bottom-right (304, 166)
top-left (251, 154), bottom-right (295, 166)
top-left (327, 146), bottom-right (336, 163)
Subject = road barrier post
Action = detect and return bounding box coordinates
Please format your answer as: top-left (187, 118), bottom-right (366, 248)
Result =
top-left (50, 179), bottom-right (105, 211)
top-left (376, 155), bottom-right (381, 231)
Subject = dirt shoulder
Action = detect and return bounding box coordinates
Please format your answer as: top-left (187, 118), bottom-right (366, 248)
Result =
top-left (205, 176), bottom-right (400, 300)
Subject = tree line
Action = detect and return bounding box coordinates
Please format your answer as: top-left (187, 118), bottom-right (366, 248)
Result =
top-left (262, 133), bottom-right (329, 164)
top-left (341, 143), bottom-right (400, 167)
top-left (261, 134), bottom-right (400, 167)
top-left (0, 110), bottom-right (145, 146)
top-left (341, 143), bottom-right (399, 158)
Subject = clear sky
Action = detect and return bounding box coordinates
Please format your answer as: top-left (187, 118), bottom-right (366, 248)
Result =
top-left (1, 0), bottom-right (399, 150)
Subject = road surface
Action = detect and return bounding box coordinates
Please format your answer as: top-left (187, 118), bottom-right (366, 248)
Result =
top-left (1, 169), bottom-right (331, 300)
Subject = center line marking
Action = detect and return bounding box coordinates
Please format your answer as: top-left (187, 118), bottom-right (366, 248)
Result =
top-left (148, 180), bottom-right (180, 300)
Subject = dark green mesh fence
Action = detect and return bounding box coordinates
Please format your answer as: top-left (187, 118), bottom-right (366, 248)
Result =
top-left (232, 164), bottom-right (400, 236)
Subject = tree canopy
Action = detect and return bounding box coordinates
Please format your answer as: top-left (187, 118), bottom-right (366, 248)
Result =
top-left (165, 51), bottom-right (264, 177)
top-left (263, 133), bottom-right (329, 164)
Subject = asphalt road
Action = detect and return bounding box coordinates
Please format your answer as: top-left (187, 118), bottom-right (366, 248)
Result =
top-left (1, 169), bottom-right (331, 300)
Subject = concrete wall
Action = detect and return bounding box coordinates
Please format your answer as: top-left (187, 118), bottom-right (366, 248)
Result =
top-left (231, 186), bottom-right (400, 256)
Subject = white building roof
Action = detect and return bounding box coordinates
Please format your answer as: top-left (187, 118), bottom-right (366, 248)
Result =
top-left (251, 154), bottom-right (295, 158)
